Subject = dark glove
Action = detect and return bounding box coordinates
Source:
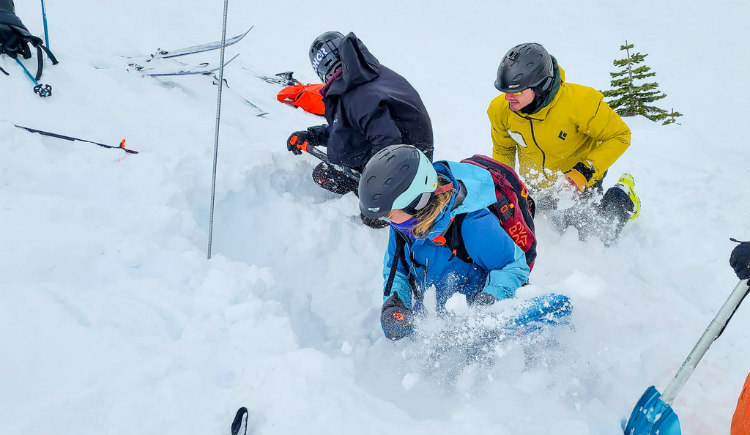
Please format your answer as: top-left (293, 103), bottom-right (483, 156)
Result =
top-left (730, 239), bottom-right (750, 280)
top-left (468, 291), bottom-right (496, 306)
top-left (306, 125), bottom-right (329, 147)
top-left (286, 131), bottom-right (310, 155)
top-left (381, 293), bottom-right (414, 340)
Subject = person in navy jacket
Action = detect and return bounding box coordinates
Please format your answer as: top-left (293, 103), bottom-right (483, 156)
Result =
top-left (358, 145), bottom-right (530, 340)
top-left (287, 31), bottom-right (433, 228)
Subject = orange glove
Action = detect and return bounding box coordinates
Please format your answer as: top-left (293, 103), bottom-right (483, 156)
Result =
top-left (565, 162), bottom-right (595, 192)
top-left (565, 169), bottom-right (587, 192)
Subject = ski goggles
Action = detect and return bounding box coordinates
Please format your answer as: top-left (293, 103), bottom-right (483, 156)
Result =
top-left (379, 182), bottom-right (454, 221)
top-left (378, 193), bottom-right (431, 222)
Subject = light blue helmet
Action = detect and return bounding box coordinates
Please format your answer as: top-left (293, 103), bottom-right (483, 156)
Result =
top-left (358, 145), bottom-right (437, 219)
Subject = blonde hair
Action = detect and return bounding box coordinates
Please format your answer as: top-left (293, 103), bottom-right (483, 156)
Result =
top-left (411, 178), bottom-right (453, 238)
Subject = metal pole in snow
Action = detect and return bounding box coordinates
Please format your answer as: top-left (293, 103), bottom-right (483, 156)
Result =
top-left (207, 0), bottom-right (230, 259)
top-left (40, 0), bottom-right (50, 49)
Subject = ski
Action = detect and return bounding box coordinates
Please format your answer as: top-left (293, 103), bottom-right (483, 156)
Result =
top-left (230, 407), bottom-right (249, 435)
top-left (230, 91), bottom-right (268, 117)
top-left (126, 26), bottom-right (253, 62)
top-left (14, 124), bottom-right (139, 154)
top-left (209, 74), bottom-right (269, 117)
top-left (128, 54), bottom-right (239, 77)
top-left (255, 71), bottom-right (300, 86)
top-left (240, 67), bottom-right (302, 87)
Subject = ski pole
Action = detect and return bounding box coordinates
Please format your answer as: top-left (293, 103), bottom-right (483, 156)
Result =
top-left (40, 0), bottom-right (50, 49)
top-left (14, 124), bottom-right (139, 154)
top-left (14, 58), bottom-right (51, 97)
top-left (207, 0), bottom-right (231, 259)
top-left (305, 145), bottom-right (361, 182)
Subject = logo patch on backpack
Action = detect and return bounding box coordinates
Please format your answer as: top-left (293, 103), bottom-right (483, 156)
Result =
top-left (558, 131), bottom-right (567, 140)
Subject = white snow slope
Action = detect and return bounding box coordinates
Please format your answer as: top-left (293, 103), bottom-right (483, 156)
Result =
top-left (1, 0), bottom-right (748, 434)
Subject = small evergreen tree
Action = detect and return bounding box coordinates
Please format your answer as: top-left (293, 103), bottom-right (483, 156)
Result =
top-left (662, 108), bottom-right (683, 125)
top-left (602, 41), bottom-right (676, 123)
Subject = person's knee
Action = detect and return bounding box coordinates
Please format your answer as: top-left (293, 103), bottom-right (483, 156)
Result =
top-left (601, 186), bottom-right (633, 223)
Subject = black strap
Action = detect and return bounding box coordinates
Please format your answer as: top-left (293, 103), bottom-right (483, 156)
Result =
top-left (39, 43), bottom-right (57, 64)
top-left (383, 232), bottom-right (419, 302)
top-left (384, 234), bottom-right (407, 297)
top-left (34, 43), bottom-right (42, 80)
top-left (231, 407), bottom-right (248, 435)
top-left (31, 42), bottom-right (57, 81)
top-left (445, 213), bottom-right (471, 263)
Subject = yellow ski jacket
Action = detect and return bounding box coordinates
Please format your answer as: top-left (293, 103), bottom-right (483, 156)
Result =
top-left (487, 66), bottom-right (630, 190)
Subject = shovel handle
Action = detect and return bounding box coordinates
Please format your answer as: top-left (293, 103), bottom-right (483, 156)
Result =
top-left (661, 279), bottom-right (750, 404)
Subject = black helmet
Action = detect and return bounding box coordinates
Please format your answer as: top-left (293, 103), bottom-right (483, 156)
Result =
top-left (309, 31), bottom-right (344, 82)
top-left (358, 145), bottom-right (438, 219)
top-left (494, 43), bottom-right (553, 93)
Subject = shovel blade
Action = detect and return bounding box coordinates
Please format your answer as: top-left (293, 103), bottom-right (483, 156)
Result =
top-left (624, 386), bottom-right (681, 435)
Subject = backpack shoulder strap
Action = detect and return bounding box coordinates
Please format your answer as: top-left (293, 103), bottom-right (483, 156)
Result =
top-left (383, 234), bottom-right (404, 297)
top-left (436, 179), bottom-right (471, 263)
top-left (31, 42), bottom-right (58, 81)
top-left (444, 213), bottom-right (471, 263)
top-left (383, 232), bottom-right (416, 298)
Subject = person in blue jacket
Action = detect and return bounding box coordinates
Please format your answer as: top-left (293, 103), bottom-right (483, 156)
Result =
top-left (358, 144), bottom-right (530, 340)
top-left (287, 31), bottom-right (434, 228)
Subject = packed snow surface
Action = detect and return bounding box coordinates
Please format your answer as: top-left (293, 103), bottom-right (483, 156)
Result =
top-left (1, 0), bottom-right (748, 433)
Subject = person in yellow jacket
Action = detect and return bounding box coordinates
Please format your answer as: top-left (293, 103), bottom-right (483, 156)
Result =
top-left (488, 42), bottom-right (641, 245)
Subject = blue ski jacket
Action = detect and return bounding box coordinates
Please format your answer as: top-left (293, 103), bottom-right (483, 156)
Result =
top-left (382, 161), bottom-right (530, 310)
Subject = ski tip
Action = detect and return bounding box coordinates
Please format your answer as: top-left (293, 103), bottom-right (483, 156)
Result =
top-left (231, 407), bottom-right (249, 435)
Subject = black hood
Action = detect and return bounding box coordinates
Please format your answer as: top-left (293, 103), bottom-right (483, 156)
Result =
top-left (326, 32), bottom-right (381, 95)
top-left (0, 0), bottom-right (14, 13)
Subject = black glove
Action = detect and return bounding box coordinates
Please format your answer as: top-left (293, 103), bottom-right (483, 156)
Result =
top-left (468, 291), bottom-right (496, 306)
top-left (730, 239), bottom-right (750, 280)
top-left (381, 293), bottom-right (414, 340)
top-left (286, 131), bottom-right (310, 155)
top-left (306, 125), bottom-right (329, 147)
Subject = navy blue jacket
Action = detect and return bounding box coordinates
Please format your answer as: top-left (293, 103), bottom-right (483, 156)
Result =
top-left (309, 33), bottom-right (433, 171)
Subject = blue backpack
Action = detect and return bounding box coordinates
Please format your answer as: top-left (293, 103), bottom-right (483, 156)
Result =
top-left (0, 0), bottom-right (58, 79)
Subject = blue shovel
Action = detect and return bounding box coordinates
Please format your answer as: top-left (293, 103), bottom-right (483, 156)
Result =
top-left (624, 279), bottom-right (750, 435)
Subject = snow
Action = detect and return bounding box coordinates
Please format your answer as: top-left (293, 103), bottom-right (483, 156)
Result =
top-left (1, 0), bottom-right (748, 433)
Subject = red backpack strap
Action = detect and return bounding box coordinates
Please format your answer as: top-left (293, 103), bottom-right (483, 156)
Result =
top-left (458, 155), bottom-right (537, 270)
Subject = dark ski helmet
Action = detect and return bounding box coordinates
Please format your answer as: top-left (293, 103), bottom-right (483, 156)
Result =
top-left (494, 43), bottom-right (554, 93)
top-left (359, 145), bottom-right (438, 219)
top-left (309, 31), bottom-right (344, 82)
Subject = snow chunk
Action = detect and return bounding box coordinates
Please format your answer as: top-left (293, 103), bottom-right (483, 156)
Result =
top-left (402, 372), bottom-right (419, 391)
